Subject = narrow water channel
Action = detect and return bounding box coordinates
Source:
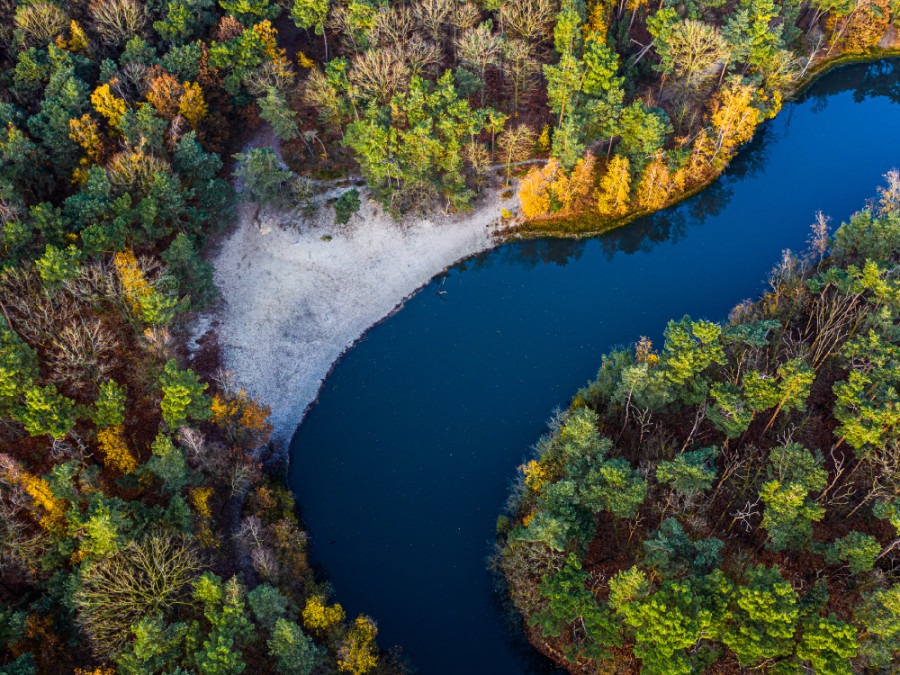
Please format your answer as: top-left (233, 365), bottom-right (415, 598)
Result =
top-left (288, 60), bottom-right (900, 675)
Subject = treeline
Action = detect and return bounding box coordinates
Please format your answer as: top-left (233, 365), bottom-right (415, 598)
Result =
top-left (247, 0), bottom-right (900, 225)
top-left (0, 2), bottom-right (399, 674)
top-left (495, 174), bottom-right (900, 673)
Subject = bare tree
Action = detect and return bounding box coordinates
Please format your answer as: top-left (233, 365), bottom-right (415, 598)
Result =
top-left (497, 124), bottom-right (536, 182)
top-left (89, 0), bottom-right (146, 46)
top-left (14, 2), bottom-right (68, 47)
top-left (499, 0), bottom-right (557, 47)
top-left (414, 0), bottom-right (453, 45)
top-left (400, 36), bottom-right (442, 77)
top-left (370, 6), bottom-right (416, 47)
top-left (456, 22), bottom-right (503, 106)
top-left (501, 39), bottom-right (540, 115)
top-left (349, 47), bottom-right (410, 104)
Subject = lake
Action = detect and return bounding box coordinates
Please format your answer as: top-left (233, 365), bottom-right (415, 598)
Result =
top-left (289, 59), bottom-right (900, 674)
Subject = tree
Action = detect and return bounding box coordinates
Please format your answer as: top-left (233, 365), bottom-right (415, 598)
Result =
top-left (97, 425), bottom-right (140, 474)
top-left (14, 2), bottom-right (69, 47)
top-left (760, 443), bottom-right (826, 551)
top-left (36, 244), bottom-right (81, 287)
top-left (94, 380), bottom-right (126, 427)
top-left (178, 82), bottom-right (208, 127)
top-left (302, 595), bottom-right (345, 637)
top-left (334, 188), bottom-right (361, 225)
top-left (337, 615), bottom-right (378, 675)
top-left (189, 574), bottom-right (254, 675)
top-left (761, 358), bottom-right (814, 434)
top-left (500, 39), bottom-right (540, 115)
top-left (616, 101), bottom-right (672, 171)
top-left (233, 148), bottom-right (293, 206)
top-left (635, 158), bottom-right (677, 209)
top-left (531, 554), bottom-right (620, 662)
top-left (619, 581), bottom-right (710, 675)
top-left (499, 0), bottom-right (557, 45)
top-left (160, 359), bottom-right (211, 429)
top-left (796, 615), bottom-right (858, 675)
top-left (456, 22), bottom-right (503, 106)
top-left (147, 434), bottom-right (189, 493)
top-left (116, 615), bottom-right (189, 675)
top-left (596, 154), bottom-right (630, 216)
top-left (269, 620), bottom-right (324, 675)
top-left (89, 0), bottom-right (147, 46)
top-left (855, 584), bottom-right (900, 668)
top-left (291, 0), bottom-right (330, 58)
top-left (74, 534), bottom-right (201, 656)
top-left (825, 531), bottom-right (881, 574)
top-left (654, 19), bottom-right (728, 94)
top-left (518, 158), bottom-right (560, 218)
top-left (497, 124), bottom-right (535, 182)
top-left (707, 79), bottom-right (762, 167)
top-left (247, 584), bottom-right (289, 629)
top-left (656, 446), bottom-right (718, 500)
top-left (15, 384), bottom-right (77, 439)
top-left (720, 565), bottom-right (799, 666)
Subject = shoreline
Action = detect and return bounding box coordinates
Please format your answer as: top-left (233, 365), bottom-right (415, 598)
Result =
top-left (191, 169), bottom-right (513, 449)
top-left (191, 50), bottom-right (897, 456)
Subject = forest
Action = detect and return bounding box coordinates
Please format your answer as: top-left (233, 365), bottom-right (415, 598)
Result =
top-left (0, 1), bottom-right (404, 674)
top-left (495, 175), bottom-right (900, 674)
top-left (235, 0), bottom-right (897, 227)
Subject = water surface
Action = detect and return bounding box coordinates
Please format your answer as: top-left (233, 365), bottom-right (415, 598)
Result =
top-left (289, 60), bottom-right (900, 674)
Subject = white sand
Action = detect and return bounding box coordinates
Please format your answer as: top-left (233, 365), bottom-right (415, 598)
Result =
top-left (192, 158), bottom-right (515, 448)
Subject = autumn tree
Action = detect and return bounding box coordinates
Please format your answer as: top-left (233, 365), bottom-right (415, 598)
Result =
top-left (337, 615), bottom-right (379, 675)
top-left (596, 155), bottom-right (631, 216)
top-left (706, 79), bottom-right (763, 167)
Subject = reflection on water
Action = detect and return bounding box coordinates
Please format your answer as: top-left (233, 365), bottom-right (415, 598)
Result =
top-left (289, 58), bottom-right (900, 675)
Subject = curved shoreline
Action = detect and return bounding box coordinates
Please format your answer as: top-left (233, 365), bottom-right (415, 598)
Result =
top-left (192, 51), bottom-right (897, 454)
top-left (191, 181), bottom-right (514, 448)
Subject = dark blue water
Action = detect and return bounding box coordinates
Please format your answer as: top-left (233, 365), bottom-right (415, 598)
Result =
top-left (288, 60), bottom-right (900, 674)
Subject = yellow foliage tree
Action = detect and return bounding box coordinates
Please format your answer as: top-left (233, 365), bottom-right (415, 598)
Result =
top-left (520, 459), bottom-right (551, 493)
top-left (302, 595), bottom-right (346, 635)
top-left (0, 455), bottom-right (67, 534)
top-left (191, 486), bottom-right (216, 547)
top-left (635, 158), bottom-right (676, 210)
top-left (551, 151), bottom-right (597, 214)
top-left (596, 155), bottom-right (631, 216)
top-left (113, 250), bottom-right (152, 313)
top-left (69, 114), bottom-right (103, 162)
top-left (338, 615), bottom-right (379, 675)
top-left (518, 158), bottom-right (560, 219)
top-left (253, 20), bottom-right (282, 61)
top-left (178, 82), bottom-right (207, 127)
top-left (91, 83), bottom-right (127, 127)
top-left (97, 424), bottom-right (139, 474)
top-left (635, 336), bottom-right (659, 366)
top-left (708, 81), bottom-right (762, 167)
top-left (67, 20), bottom-right (90, 53)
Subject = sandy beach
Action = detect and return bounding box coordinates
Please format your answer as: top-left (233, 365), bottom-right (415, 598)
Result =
top-left (192, 143), bottom-right (515, 447)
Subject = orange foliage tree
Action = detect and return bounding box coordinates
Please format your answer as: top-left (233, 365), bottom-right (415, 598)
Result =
top-left (146, 70), bottom-right (184, 119)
